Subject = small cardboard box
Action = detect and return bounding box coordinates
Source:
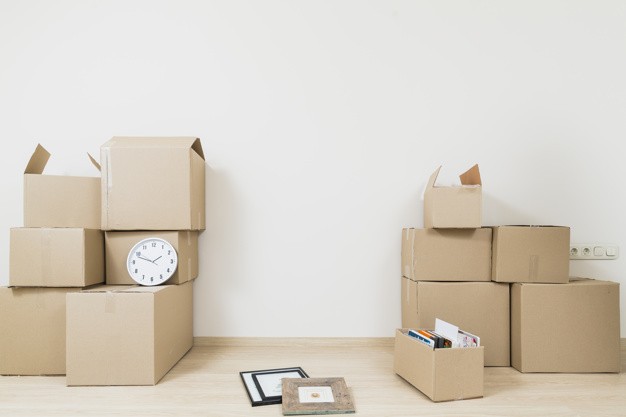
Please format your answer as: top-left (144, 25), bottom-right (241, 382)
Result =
top-left (105, 231), bottom-right (198, 285)
top-left (423, 164), bottom-right (482, 229)
top-left (511, 278), bottom-right (620, 373)
top-left (492, 225), bottom-right (570, 283)
top-left (401, 228), bottom-right (492, 281)
top-left (66, 282), bottom-right (193, 386)
top-left (24, 144), bottom-right (101, 229)
top-left (9, 228), bottom-right (104, 287)
top-left (100, 137), bottom-right (205, 231)
top-left (401, 278), bottom-right (510, 366)
top-left (0, 287), bottom-right (81, 375)
top-left (394, 329), bottom-right (484, 402)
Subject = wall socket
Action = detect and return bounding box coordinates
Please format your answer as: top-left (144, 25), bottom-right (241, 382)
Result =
top-left (570, 244), bottom-right (619, 260)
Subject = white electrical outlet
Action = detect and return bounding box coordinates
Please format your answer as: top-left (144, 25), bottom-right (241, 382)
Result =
top-left (570, 244), bottom-right (619, 260)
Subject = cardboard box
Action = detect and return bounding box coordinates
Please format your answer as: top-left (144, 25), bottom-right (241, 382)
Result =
top-left (24, 144), bottom-right (101, 229)
top-left (401, 228), bottom-right (492, 281)
top-left (394, 329), bottom-right (484, 402)
top-left (401, 278), bottom-right (510, 366)
top-left (423, 164), bottom-right (482, 229)
top-left (66, 282), bottom-right (193, 386)
top-left (511, 278), bottom-right (620, 373)
top-left (0, 287), bottom-right (80, 375)
top-left (100, 137), bottom-right (205, 231)
top-left (492, 225), bottom-right (570, 283)
top-left (105, 231), bottom-right (198, 285)
top-left (9, 228), bottom-right (104, 287)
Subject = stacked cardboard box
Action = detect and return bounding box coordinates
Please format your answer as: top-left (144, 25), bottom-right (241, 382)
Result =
top-left (395, 164), bottom-right (621, 402)
top-left (65, 137), bottom-right (204, 386)
top-left (1, 144), bottom-right (104, 376)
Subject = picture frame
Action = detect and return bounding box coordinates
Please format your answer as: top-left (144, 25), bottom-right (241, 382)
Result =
top-left (282, 377), bottom-right (355, 415)
top-left (239, 367), bottom-right (309, 406)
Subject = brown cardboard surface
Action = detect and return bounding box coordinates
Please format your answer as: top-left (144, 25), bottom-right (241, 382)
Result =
top-left (423, 164), bottom-right (482, 229)
top-left (24, 143), bottom-right (101, 229)
top-left (0, 287), bottom-right (81, 375)
top-left (511, 278), bottom-right (620, 373)
top-left (401, 228), bottom-right (492, 281)
top-left (9, 228), bottom-right (104, 287)
top-left (401, 278), bottom-right (510, 366)
top-left (100, 137), bottom-right (205, 231)
top-left (492, 226), bottom-right (570, 283)
top-left (393, 329), bottom-right (484, 402)
top-left (66, 282), bottom-right (193, 386)
top-left (105, 231), bottom-right (198, 285)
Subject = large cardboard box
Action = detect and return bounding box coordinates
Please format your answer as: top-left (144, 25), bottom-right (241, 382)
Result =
top-left (0, 287), bottom-right (80, 375)
top-left (511, 278), bottom-right (620, 373)
top-left (9, 228), bottom-right (104, 287)
top-left (100, 137), bottom-right (205, 231)
top-left (105, 231), bottom-right (198, 285)
top-left (423, 164), bottom-right (481, 229)
top-left (401, 228), bottom-right (492, 281)
top-left (401, 278), bottom-right (509, 366)
top-left (24, 144), bottom-right (101, 229)
top-left (492, 225), bottom-right (570, 283)
top-left (66, 282), bottom-right (193, 386)
top-left (394, 329), bottom-right (484, 402)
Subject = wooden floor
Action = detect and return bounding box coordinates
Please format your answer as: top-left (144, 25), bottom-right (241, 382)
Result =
top-left (1, 338), bottom-right (625, 417)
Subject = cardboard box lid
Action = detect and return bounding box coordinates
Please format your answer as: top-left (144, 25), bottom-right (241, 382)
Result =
top-left (80, 285), bottom-right (169, 294)
top-left (427, 164), bottom-right (482, 189)
top-left (24, 143), bottom-right (100, 175)
top-left (102, 137), bottom-right (205, 160)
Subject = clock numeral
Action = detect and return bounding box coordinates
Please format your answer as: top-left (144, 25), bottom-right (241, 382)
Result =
top-left (150, 277), bottom-right (154, 282)
top-left (136, 251), bottom-right (141, 257)
top-left (162, 245), bottom-right (164, 249)
top-left (142, 275), bottom-right (145, 279)
top-left (143, 245), bottom-right (147, 250)
top-left (167, 268), bottom-right (170, 273)
top-left (134, 268), bottom-right (138, 273)
top-left (168, 250), bottom-right (171, 255)
top-left (151, 242), bottom-right (157, 248)
top-left (132, 260), bottom-right (135, 265)
top-left (170, 259), bottom-right (174, 264)
top-left (160, 274), bottom-right (163, 279)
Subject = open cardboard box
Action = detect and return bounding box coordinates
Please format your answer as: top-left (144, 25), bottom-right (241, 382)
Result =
top-left (394, 329), bottom-right (484, 402)
top-left (23, 144), bottom-right (101, 229)
top-left (423, 164), bottom-right (482, 229)
top-left (100, 137), bottom-right (205, 231)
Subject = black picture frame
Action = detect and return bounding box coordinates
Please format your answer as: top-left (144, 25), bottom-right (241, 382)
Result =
top-left (239, 367), bottom-right (309, 407)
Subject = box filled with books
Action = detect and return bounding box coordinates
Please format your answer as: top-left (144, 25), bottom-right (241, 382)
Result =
top-left (393, 320), bottom-right (484, 402)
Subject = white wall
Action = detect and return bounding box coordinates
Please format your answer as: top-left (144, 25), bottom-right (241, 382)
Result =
top-left (1, 0), bottom-right (625, 337)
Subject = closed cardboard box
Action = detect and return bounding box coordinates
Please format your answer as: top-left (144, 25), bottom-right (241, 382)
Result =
top-left (66, 282), bottom-right (193, 386)
top-left (401, 228), bottom-right (492, 281)
top-left (105, 231), bottom-right (198, 285)
top-left (492, 226), bottom-right (570, 283)
top-left (511, 278), bottom-right (620, 373)
top-left (401, 278), bottom-right (510, 366)
top-left (9, 228), bottom-right (104, 287)
top-left (394, 329), bottom-right (484, 402)
top-left (24, 144), bottom-right (101, 229)
top-left (100, 137), bottom-right (205, 231)
top-left (0, 287), bottom-right (80, 375)
top-left (423, 164), bottom-right (482, 229)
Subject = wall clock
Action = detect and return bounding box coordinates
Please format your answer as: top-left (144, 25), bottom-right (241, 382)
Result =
top-left (126, 237), bottom-right (178, 286)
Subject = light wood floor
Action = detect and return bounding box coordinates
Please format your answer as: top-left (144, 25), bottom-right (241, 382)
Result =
top-left (1, 338), bottom-right (625, 417)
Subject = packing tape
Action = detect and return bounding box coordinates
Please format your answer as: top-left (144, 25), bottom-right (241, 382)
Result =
top-left (529, 255), bottom-right (539, 282)
top-left (104, 292), bottom-right (116, 314)
top-left (40, 230), bottom-right (52, 286)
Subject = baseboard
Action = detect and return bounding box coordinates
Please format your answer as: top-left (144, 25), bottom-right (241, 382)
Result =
top-left (193, 336), bottom-right (395, 347)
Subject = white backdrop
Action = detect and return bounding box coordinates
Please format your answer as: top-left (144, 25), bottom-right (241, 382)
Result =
top-left (1, 0), bottom-right (624, 336)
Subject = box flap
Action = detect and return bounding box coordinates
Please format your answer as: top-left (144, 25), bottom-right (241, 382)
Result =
top-left (87, 153), bottom-right (101, 171)
top-left (426, 166), bottom-right (442, 189)
top-left (459, 164), bottom-right (481, 186)
top-left (24, 144), bottom-right (50, 174)
top-left (103, 137), bottom-right (205, 160)
top-left (81, 285), bottom-right (138, 293)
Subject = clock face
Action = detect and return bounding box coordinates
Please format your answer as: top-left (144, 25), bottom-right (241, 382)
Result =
top-left (126, 237), bottom-right (178, 286)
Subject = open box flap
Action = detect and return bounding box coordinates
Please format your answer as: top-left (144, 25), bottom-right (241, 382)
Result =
top-left (459, 164), bottom-right (481, 186)
top-left (24, 144), bottom-right (50, 174)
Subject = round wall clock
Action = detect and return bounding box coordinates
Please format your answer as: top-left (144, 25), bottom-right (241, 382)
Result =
top-left (126, 237), bottom-right (178, 286)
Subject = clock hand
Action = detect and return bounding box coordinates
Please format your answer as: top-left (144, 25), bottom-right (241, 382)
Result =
top-left (152, 256), bottom-right (162, 264)
top-left (137, 256), bottom-right (153, 263)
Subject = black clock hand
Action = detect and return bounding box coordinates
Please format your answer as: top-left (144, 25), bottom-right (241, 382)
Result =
top-left (152, 256), bottom-right (162, 264)
top-left (137, 256), bottom-right (153, 263)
